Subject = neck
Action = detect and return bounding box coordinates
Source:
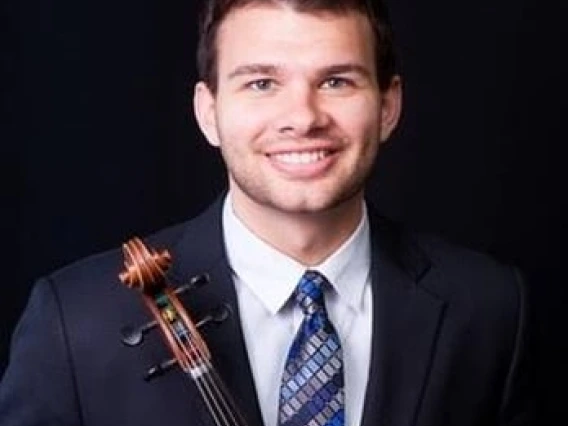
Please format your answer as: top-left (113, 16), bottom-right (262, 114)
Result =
top-left (230, 194), bottom-right (364, 266)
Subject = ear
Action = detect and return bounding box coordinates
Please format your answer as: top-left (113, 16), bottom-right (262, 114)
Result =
top-left (378, 75), bottom-right (403, 143)
top-left (193, 81), bottom-right (221, 147)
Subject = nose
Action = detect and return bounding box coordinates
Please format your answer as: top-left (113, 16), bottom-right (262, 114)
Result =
top-left (274, 85), bottom-right (330, 137)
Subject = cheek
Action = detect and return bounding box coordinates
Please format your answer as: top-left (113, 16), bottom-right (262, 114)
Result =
top-left (337, 101), bottom-right (380, 142)
top-left (216, 99), bottom-right (273, 145)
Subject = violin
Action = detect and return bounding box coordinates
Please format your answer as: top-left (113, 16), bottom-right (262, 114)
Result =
top-left (118, 237), bottom-right (248, 426)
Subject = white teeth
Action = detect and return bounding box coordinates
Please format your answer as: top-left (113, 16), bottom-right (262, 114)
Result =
top-left (271, 150), bottom-right (329, 164)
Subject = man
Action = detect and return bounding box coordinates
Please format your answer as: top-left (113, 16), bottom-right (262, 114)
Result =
top-left (0, 1), bottom-right (533, 425)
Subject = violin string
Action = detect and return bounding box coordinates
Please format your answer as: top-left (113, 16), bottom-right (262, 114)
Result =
top-left (169, 291), bottom-right (243, 426)
top-left (195, 359), bottom-right (237, 426)
top-left (202, 358), bottom-right (244, 426)
top-left (194, 342), bottom-right (246, 426)
top-left (207, 366), bottom-right (247, 426)
top-left (186, 339), bottom-right (242, 426)
top-left (161, 287), bottom-right (231, 426)
top-left (172, 328), bottom-right (229, 426)
top-left (172, 316), bottom-right (237, 426)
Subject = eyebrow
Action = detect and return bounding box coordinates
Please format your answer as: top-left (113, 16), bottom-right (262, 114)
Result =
top-left (226, 63), bottom-right (372, 80)
top-left (227, 64), bottom-right (280, 80)
top-left (319, 64), bottom-right (372, 80)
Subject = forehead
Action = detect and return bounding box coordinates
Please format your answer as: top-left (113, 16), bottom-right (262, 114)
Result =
top-left (215, 5), bottom-right (376, 76)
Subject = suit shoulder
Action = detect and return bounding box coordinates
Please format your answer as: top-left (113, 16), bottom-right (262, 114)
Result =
top-left (412, 229), bottom-right (525, 310)
top-left (410, 230), bottom-right (503, 269)
top-left (41, 197), bottom-right (224, 302)
top-left (370, 211), bottom-right (524, 304)
top-left (410, 229), bottom-right (517, 280)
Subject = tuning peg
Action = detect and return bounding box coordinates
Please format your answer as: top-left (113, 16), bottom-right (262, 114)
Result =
top-left (173, 273), bottom-right (211, 296)
top-left (196, 303), bottom-right (231, 329)
top-left (144, 358), bottom-right (177, 381)
top-left (120, 319), bottom-right (158, 347)
top-left (120, 274), bottom-right (211, 347)
top-left (141, 305), bottom-right (229, 381)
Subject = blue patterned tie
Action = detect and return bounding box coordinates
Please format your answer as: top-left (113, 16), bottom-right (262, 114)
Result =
top-left (279, 270), bottom-right (345, 426)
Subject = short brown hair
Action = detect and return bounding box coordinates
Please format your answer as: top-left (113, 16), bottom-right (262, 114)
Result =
top-left (196, 0), bottom-right (397, 93)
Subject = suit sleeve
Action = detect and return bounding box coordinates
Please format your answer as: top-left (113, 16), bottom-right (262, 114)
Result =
top-left (498, 267), bottom-right (535, 426)
top-left (0, 278), bottom-right (82, 426)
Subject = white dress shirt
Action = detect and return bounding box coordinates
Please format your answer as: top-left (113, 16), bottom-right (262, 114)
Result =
top-left (222, 194), bottom-right (373, 426)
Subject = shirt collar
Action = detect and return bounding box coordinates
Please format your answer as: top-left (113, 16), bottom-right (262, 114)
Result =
top-left (222, 193), bottom-right (371, 315)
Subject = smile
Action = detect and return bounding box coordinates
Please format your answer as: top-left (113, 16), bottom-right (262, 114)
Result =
top-left (268, 150), bottom-right (332, 165)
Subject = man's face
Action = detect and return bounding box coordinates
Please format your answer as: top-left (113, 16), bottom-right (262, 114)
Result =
top-left (194, 5), bottom-right (401, 217)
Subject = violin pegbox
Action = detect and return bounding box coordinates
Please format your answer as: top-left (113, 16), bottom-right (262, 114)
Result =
top-left (118, 237), bottom-right (212, 379)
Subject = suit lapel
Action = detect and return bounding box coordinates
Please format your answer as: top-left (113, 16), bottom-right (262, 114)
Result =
top-left (166, 197), bottom-right (265, 426)
top-left (361, 213), bottom-right (447, 426)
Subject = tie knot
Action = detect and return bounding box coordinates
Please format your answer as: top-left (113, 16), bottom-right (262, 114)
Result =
top-left (295, 270), bottom-right (328, 315)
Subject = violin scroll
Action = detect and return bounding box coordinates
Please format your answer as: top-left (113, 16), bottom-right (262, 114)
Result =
top-left (119, 237), bottom-right (171, 291)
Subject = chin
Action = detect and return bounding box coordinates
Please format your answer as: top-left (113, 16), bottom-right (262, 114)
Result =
top-left (264, 191), bottom-right (362, 217)
top-left (231, 175), bottom-right (365, 216)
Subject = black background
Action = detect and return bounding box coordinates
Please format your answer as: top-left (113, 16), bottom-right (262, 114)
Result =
top-left (3, 0), bottom-right (567, 424)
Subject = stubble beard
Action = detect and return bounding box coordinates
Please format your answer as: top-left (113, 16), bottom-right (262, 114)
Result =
top-left (226, 152), bottom-right (375, 219)
top-left (218, 127), bottom-right (380, 219)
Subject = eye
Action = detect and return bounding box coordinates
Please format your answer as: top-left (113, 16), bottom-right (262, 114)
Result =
top-left (321, 76), bottom-right (351, 89)
top-left (246, 79), bottom-right (275, 91)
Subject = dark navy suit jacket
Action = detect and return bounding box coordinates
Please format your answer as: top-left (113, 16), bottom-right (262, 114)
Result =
top-left (0, 198), bottom-right (533, 426)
